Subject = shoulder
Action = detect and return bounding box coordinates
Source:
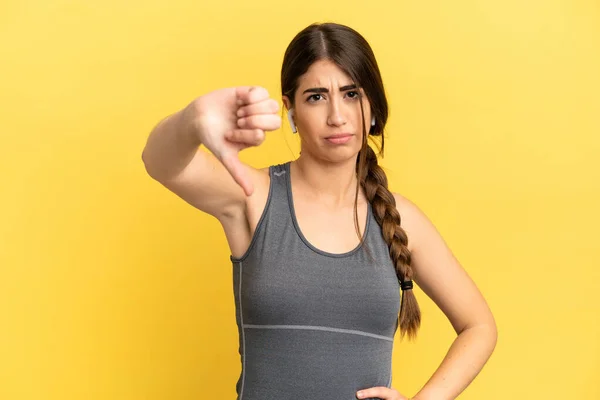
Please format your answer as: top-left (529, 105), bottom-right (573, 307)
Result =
top-left (392, 194), bottom-right (497, 335)
top-left (243, 164), bottom-right (276, 212)
top-left (391, 192), bottom-right (422, 220)
top-left (244, 161), bottom-right (291, 200)
top-left (256, 165), bottom-right (270, 177)
top-left (249, 162), bottom-right (289, 186)
top-left (391, 192), bottom-right (437, 254)
top-left (246, 165), bottom-right (271, 189)
top-left (244, 165), bottom-right (272, 203)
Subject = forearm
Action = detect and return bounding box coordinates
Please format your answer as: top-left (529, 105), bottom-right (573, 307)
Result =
top-left (142, 108), bottom-right (201, 181)
top-left (412, 324), bottom-right (497, 400)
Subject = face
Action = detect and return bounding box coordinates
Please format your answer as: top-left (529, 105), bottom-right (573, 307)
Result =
top-left (282, 59), bottom-right (372, 163)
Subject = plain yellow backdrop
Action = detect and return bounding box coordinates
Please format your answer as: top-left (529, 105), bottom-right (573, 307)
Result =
top-left (1, 0), bottom-right (599, 399)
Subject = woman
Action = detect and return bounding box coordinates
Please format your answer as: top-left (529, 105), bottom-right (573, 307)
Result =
top-left (142, 22), bottom-right (497, 400)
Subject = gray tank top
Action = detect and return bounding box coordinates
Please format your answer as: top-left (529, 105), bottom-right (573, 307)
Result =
top-left (230, 161), bottom-right (401, 400)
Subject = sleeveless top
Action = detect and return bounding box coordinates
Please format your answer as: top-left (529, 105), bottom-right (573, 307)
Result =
top-left (229, 161), bottom-right (401, 400)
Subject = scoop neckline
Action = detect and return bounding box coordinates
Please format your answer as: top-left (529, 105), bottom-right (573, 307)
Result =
top-left (284, 161), bottom-right (371, 258)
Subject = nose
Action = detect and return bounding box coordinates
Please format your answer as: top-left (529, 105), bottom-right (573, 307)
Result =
top-left (327, 97), bottom-right (346, 127)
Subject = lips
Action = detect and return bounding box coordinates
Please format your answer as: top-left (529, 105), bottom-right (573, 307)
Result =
top-left (325, 134), bottom-right (353, 144)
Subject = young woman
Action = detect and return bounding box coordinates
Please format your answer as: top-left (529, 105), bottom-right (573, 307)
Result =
top-left (142, 22), bottom-right (497, 400)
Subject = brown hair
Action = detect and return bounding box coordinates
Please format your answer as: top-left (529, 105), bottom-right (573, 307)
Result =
top-left (280, 22), bottom-right (421, 340)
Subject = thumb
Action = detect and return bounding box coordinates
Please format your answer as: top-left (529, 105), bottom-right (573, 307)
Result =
top-left (220, 149), bottom-right (254, 196)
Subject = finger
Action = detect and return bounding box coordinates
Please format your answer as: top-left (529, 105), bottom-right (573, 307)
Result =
top-left (237, 98), bottom-right (280, 117)
top-left (356, 387), bottom-right (395, 399)
top-left (220, 150), bottom-right (254, 196)
top-left (224, 128), bottom-right (266, 147)
top-left (237, 114), bottom-right (282, 131)
top-left (234, 86), bottom-right (251, 106)
top-left (235, 86), bottom-right (270, 106)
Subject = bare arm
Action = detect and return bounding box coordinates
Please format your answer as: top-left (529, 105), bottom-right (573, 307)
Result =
top-left (141, 87), bottom-right (281, 219)
top-left (142, 109), bottom-right (200, 182)
top-left (394, 193), bottom-right (498, 400)
top-left (142, 108), bottom-right (245, 219)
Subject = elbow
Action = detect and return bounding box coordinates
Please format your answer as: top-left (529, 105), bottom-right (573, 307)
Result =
top-left (141, 150), bottom-right (151, 176)
top-left (477, 321), bottom-right (498, 353)
top-left (460, 317), bottom-right (498, 350)
top-left (141, 149), bottom-right (159, 181)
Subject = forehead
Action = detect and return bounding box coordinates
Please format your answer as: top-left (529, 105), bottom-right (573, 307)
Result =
top-left (297, 59), bottom-right (354, 89)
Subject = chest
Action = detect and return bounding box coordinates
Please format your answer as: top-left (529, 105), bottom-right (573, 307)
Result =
top-left (292, 199), bottom-right (369, 255)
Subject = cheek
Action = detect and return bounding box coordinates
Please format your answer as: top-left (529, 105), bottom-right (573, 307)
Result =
top-left (297, 108), bottom-right (324, 132)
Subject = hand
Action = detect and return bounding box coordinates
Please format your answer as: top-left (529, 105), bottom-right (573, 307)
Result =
top-left (356, 386), bottom-right (410, 400)
top-left (181, 86), bottom-right (281, 196)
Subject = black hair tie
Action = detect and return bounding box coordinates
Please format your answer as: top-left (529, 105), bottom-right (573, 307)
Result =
top-left (400, 280), bottom-right (413, 291)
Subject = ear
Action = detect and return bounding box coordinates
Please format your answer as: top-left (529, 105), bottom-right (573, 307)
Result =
top-left (282, 95), bottom-right (292, 112)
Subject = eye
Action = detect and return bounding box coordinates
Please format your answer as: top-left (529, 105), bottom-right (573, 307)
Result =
top-left (346, 90), bottom-right (360, 99)
top-left (307, 94), bottom-right (324, 103)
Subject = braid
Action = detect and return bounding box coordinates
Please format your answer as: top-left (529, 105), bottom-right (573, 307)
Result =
top-left (360, 145), bottom-right (421, 341)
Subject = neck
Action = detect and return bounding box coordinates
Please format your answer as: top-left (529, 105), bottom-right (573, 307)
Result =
top-left (291, 152), bottom-right (362, 209)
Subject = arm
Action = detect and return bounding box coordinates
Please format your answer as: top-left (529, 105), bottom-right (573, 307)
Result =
top-left (142, 109), bottom-right (201, 182)
top-left (142, 107), bottom-right (247, 220)
top-left (394, 193), bottom-right (498, 400)
top-left (141, 87), bottom-right (280, 220)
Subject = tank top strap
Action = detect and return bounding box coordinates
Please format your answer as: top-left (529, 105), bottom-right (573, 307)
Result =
top-left (269, 162), bottom-right (289, 182)
top-left (268, 160), bottom-right (377, 232)
top-left (266, 161), bottom-right (292, 218)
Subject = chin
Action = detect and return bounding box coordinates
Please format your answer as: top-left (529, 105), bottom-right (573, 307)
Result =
top-left (319, 149), bottom-right (361, 164)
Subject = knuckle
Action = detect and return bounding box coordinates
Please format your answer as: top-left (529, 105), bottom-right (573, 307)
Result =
top-left (258, 86), bottom-right (269, 97)
top-left (227, 130), bottom-right (238, 141)
top-left (242, 116), bottom-right (253, 127)
top-left (268, 115), bottom-right (281, 129)
top-left (255, 129), bottom-right (265, 142)
top-left (252, 86), bottom-right (269, 101)
top-left (270, 99), bottom-right (280, 112)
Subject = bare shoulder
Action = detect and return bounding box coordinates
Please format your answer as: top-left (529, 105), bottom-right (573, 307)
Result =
top-left (219, 164), bottom-right (271, 259)
top-left (226, 164), bottom-right (270, 221)
top-left (242, 164), bottom-right (271, 223)
top-left (391, 191), bottom-right (497, 335)
top-left (391, 192), bottom-right (425, 253)
top-left (391, 191), bottom-right (451, 256)
top-left (248, 166), bottom-right (271, 206)
top-left (391, 191), bottom-right (449, 262)
top-left (247, 165), bottom-right (270, 187)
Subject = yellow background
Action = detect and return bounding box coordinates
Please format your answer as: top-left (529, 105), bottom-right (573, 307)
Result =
top-left (1, 0), bottom-right (599, 399)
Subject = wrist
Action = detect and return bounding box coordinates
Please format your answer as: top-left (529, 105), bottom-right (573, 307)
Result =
top-left (174, 107), bottom-right (203, 147)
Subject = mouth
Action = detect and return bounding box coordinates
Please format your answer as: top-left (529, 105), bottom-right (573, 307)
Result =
top-left (325, 133), bottom-right (353, 139)
top-left (325, 133), bottom-right (354, 144)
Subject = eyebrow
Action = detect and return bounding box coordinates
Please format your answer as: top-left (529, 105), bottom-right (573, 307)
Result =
top-left (302, 84), bottom-right (358, 94)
